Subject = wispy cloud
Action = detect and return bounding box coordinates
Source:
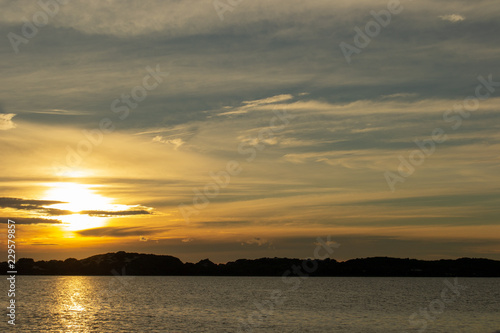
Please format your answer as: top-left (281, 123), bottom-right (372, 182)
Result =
top-left (0, 197), bottom-right (65, 210)
top-left (80, 209), bottom-right (152, 217)
top-left (0, 113), bottom-right (16, 130)
top-left (218, 94), bottom-right (294, 116)
top-left (381, 93), bottom-right (419, 99)
top-left (0, 217), bottom-right (63, 225)
top-left (244, 237), bottom-right (271, 247)
top-left (153, 136), bottom-right (185, 150)
top-left (242, 94), bottom-right (294, 107)
top-left (76, 226), bottom-right (166, 237)
top-left (28, 109), bottom-right (90, 116)
top-left (0, 197), bottom-right (74, 216)
top-left (439, 14), bottom-right (465, 22)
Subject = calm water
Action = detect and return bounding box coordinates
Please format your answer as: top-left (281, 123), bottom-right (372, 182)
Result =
top-left (1, 276), bottom-right (499, 332)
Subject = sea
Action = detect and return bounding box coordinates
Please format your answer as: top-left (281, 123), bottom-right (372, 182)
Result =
top-left (1, 276), bottom-right (499, 332)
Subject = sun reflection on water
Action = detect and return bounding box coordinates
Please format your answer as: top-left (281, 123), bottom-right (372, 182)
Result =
top-left (54, 277), bottom-right (98, 332)
top-left (67, 293), bottom-right (86, 312)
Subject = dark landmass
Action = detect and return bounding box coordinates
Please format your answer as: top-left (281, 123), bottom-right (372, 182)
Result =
top-left (2, 251), bottom-right (500, 277)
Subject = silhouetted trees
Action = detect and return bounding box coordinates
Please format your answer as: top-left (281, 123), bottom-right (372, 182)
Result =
top-left (2, 253), bottom-right (499, 277)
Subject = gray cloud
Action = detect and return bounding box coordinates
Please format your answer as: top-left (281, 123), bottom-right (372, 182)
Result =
top-left (1, 0), bottom-right (499, 131)
top-left (79, 209), bottom-right (152, 217)
top-left (243, 237), bottom-right (272, 247)
top-left (0, 197), bottom-right (65, 210)
top-left (0, 197), bottom-right (72, 216)
top-left (0, 217), bottom-right (62, 225)
top-left (439, 14), bottom-right (465, 22)
top-left (39, 208), bottom-right (74, 216)
top-left (76, 227), bottom-right (166, 237)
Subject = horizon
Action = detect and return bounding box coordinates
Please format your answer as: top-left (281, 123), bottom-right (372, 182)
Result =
top-left (6, 250), bottom-right (500, 266)
top-left (1, 0), bottom-right (500, 264)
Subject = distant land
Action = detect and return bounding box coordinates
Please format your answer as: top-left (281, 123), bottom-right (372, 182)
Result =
top-left (2, 252), bottom-right (500, 277)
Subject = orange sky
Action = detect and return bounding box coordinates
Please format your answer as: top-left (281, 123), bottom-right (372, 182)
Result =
top-left (1, 0), bottom-right (500, 263)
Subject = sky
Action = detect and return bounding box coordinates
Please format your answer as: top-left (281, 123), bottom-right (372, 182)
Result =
top-left (0, 0), bottom-right (499, 263)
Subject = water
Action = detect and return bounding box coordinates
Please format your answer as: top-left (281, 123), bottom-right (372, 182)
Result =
top-left (1, 276), bottom-right (499, 332)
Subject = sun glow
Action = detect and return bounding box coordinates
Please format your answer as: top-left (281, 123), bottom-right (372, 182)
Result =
top-left (45, 183), bottom-right (113, 212)
top-left (42, 182), bottom-right (130, 231)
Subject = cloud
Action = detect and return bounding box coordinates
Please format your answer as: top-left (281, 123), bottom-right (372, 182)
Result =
top-left (153, 136), bottom-right (185, 150)
top-left (192, 221), bottom-right (253, 228)
top-left (346, 193), bottom-right (500, 208)
top-left (0, 0), bottom-right (355, 38)
top-left (242, 94), bottom-right (294, 107)
top-left (283, 150), bottom-right (393, 171)
top-left (244, 237), bottom-right (271, 247)
top-left (41, 208), bottom-right (74, 216)
top-left (439, 14), bottom-right (465, 22)
top-left (0, 197), bottom-right (73, 216)
top-left (0, 196), bottom-right (152, 219)
top-left (0, 113), bottom-right (16, 130)
top-left (218, 94), bottom-right (294, 116)
top-left (0, 217), bottom-right (63, 225)
top-left (28, 109), bottom-right (90, 115)
top-left (238, 135), bottom-right (278, 147)
top-left (314, 239), bottom-right (340, 249)
top-left (76, 227), bottom-right (165, 237)
top-left (381, 93), bottom-right (419, 99)
top-left (0, 197), bottom-right (65, 210)
top-left (79, 209), bottom-right (152, 217)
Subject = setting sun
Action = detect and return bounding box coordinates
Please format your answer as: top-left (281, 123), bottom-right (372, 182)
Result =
top-left (41, 182), bottom-right (130, 231)
top-left (43, 183), bottom-right (114, 212)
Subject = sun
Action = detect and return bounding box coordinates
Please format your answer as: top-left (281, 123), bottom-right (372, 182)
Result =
top-left (41, 182), bottom-right (129, 231)
top-left (44, 183), bottom-right (114, 212)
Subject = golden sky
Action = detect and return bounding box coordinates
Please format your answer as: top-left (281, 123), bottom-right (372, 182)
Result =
top-left (1, 0), bottom-right (499, 262)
